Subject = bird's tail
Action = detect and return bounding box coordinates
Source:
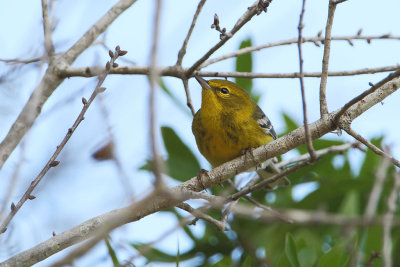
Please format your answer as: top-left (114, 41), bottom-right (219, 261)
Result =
top-left (256, 162), bottom-right (290, 190)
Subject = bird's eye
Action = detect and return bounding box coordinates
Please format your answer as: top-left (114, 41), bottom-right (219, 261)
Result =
top-left (220, 88), bottom-right (229, 94)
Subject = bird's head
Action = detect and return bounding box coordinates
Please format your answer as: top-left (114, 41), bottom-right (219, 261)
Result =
top-left (194, 75), bottom-right (253, 112)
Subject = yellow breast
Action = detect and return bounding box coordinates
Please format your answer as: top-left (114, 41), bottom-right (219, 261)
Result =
top-left (192, 109), bottom-right (273, 167)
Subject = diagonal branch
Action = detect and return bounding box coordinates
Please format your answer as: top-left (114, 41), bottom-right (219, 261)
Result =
top-left (186, 0), bottom-right (266, 75)
top-left (2, 75), bottom-right (399, 266)
top-left (176, 0), bottom-right (207, 66)
top-left (0, 0), bottom-right (138, 171)
top-left (344, 127), bottom-right (400, 168)
top-left (0, 47), bottom-right (126, 235)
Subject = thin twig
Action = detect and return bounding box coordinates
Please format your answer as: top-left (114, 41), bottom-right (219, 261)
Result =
top-left (0, 0), bottom-right (138, 172)
top-left (0, 57), bottom-right (43, 64)
top-left (51, 233), bottom-right (107, 267)
top-left (186, 0), bottom-right (265, 75)
top-left (297, 0), bottom-right (316, 160)
top-left (344, 127), bottom-right (400, 168)
top-left (182, 79), bottom-right (196, 116)
top-left (362, 251), bottom-right (381, 267)
top-left (319, 0), bottom-right (338, 117)
top-left (6, 34), bottom-right (398, 66)
top-left (0, 47), bottom-right (126, 235)
top-left (0, 141), bottom-right (27, 223)
top-left (200, 34), bottom-right (400, 68)
top-left (230, 160), bottom-right (312, 201)
top-left (41, 0), bottom-right (55, 58)
top-left (177, 203), bottom-right (227, 230)
top-left (51, 191), bottom-right (191, 267)
top-left (149, 0), bottom-right (164, 189)
top-left (220, 199), bottom-right (238, 227)
top-left (334, 69), bottom-right (400, 125)
top-left (276, 142), bottom-right (362, 169)
top-left (226, 180), bottom-right (292, 223)
top-left (2, 76), bottom-right (400, 266)
top-left (382, 171), bottom-right (400, 267)
top-left (176, 0), bottom-right (206, 66)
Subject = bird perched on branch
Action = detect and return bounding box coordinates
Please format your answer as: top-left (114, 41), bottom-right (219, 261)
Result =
top-left (192, 75), bottom-right (289, 189)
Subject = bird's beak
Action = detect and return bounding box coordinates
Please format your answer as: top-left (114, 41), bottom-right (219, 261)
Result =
top-left (194, 74), bottom-right (212, 91)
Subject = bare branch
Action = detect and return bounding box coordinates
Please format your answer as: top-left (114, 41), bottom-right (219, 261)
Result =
top-left (2, 75), bottom-right (399, 266)
top-left (41, 0), bottom-right (55, 58)
top-left (59, 64), bottom-right (400, 78)
top-left (230, 160), bottom-right (312, 201)
top-left (344, 127), bottom-right (400, 168)
top-left (319, 0), bottom-right (338, 117)
top-left (334, 70), bottom-right (400, 124)
top-left (220, 199), bottom-right (238, 227)
top-left (148, 0), bottom-right (164, 189)
top-left (226, 180), bottom-right (292, 223)
top-left (0, 47), bottom-right (126, 235)
top-left (276, 142), bottom-right (362, 169)
top-left (200, 34), bottom-right (400, 68)
top-left (297, 0), bottom-right (316, 160)
top-left (186, 0), bottom-right (265, 75)
top-left (177, 203), bottom-right (227, 231)
top-left (182, 79), bottom-right (196, 116)
top-left (176, 0), bottom-right (207, 66)
top-left (0, 57), bottom-right (42, 64)
top-left (0, 142), bottom-right (27, 224)
top-left (0, 0), bottom-right (138, 171)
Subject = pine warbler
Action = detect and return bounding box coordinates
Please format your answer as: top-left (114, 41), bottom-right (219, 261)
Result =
top-left (192, 75), bottom-right (290, 189)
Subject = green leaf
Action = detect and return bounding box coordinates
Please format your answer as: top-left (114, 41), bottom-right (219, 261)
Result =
top-left (242, 255), bottom-right (253, 267)
top-left (104, 238), bottom-right (120, 266)
top-left (285, 233), bottom-right (300, 267)
top-left (162, 126), bottom-right (201, 181)
top-left (316, 244), bottom-right (350, 267)
top-left (338, 190), bottom-right (360, 215)
top-left (209, 256), bottom-right (232, 267)
top-left (235, 38), bottom-right (253, 95)
top-left (140, 127), bottom-right (201, 182)
top-left (158, 78), bottom-right (192, 116)
top-left (282, 113), bottom-right (299, 134)
top-left (298, 247), bottom-right (318, 267)
top-left (132, 243), bottom-right (182, 263)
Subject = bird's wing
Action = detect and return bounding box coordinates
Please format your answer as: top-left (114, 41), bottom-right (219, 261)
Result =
top-left (252, 105), bottom-right (277, 140)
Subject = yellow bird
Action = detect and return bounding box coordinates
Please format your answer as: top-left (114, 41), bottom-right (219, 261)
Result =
top-left (192, 75), bottom-right (289, 189)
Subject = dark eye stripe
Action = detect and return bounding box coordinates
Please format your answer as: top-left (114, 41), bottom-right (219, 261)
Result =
top-left (220, 88), bottom-right (229, 94)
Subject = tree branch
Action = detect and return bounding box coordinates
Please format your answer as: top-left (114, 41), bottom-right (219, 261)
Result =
top-left (200, 34), bottom-right (400, 68)
top-left (176, 0), bottom-right (206, 66)
top-left (2, 73), bottom-right (399, 267)
top-left (0, 0), bottom-right (138, 171)
top-left (58, 64), bottom-right (400, 78)
top-left (186, 0), bottom-right (265, 75)
top-left (319, 0), bottom-right (338, 117)
top-left (297, 0), bottom-right (316, 160)
top-left (0, 47), bottom-right (126, 235)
